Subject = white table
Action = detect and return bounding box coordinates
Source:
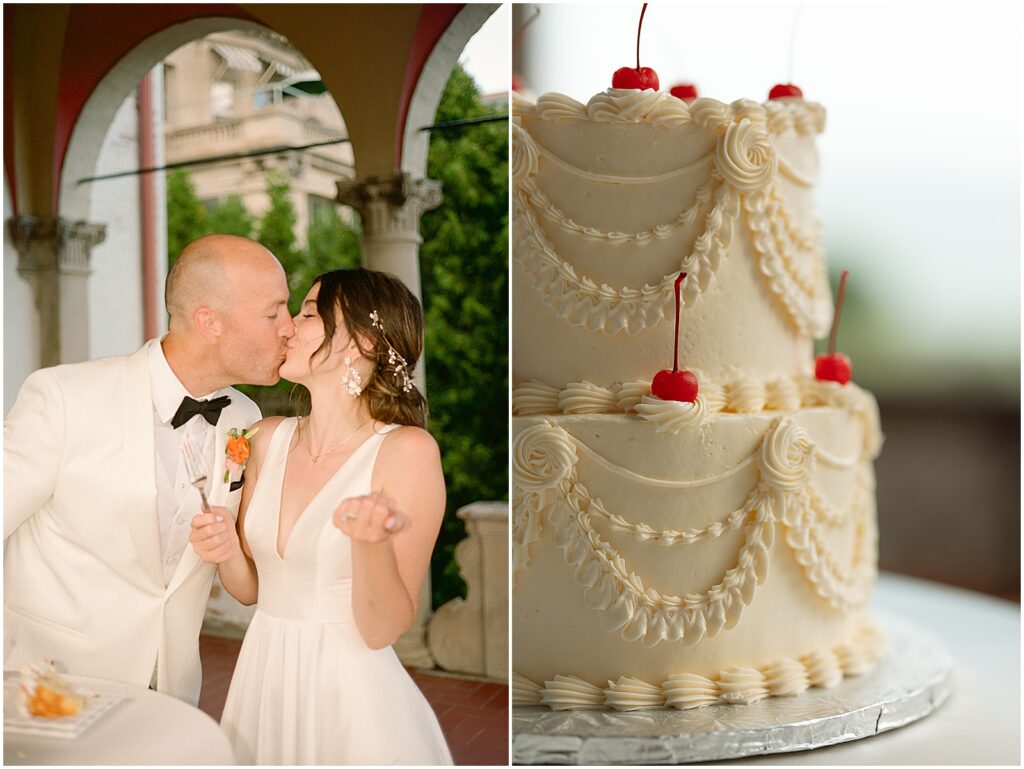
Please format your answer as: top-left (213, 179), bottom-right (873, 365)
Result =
top-left (4, 674), bottom-right (234, 765)
top-left (718, 572), bottom-right (1021, 765)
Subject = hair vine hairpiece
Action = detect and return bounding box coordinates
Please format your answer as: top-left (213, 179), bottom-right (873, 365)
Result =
top-left (369, 310), bottom-right (414, 393)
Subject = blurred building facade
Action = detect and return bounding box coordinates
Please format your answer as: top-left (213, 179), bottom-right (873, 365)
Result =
top-left (163, 30), bottom-right (355, 243)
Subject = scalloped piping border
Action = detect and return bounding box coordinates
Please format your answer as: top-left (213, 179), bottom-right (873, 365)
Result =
top-left (513, 91), bottom-right (827, 137)
top-left (511, 621), bottom-right (883, 710)
top-left (512, 374), bottom-right (881, 426)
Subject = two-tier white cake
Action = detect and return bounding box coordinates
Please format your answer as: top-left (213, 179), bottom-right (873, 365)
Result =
top-left (511, 88), bottom-right (884, 711)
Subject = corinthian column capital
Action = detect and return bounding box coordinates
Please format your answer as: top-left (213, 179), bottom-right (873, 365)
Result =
top-left (336, 173), bottom-right (442, 243)
top-left (8, 216), bottom-right (107, 276)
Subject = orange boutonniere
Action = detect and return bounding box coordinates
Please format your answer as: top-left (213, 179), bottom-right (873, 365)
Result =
top-left (223, 427), bottom-right (259, 483)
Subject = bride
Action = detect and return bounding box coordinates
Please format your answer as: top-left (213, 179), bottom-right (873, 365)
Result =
top-left (189, 268), bottom-right (452, 765)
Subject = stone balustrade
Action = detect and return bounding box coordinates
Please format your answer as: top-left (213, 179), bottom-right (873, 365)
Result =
top-left (427, 501), bottom-right (509, 682)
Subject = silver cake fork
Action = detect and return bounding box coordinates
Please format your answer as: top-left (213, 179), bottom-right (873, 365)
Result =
top-left (181, 433), bottom-right (212, 514)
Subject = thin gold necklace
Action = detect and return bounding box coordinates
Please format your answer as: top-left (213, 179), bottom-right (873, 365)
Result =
top-left (301, 416), bottom-right (371, 463)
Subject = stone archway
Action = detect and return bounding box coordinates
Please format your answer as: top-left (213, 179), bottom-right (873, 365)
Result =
top-left (59, 18), bottom-right (284, 223)
top-left (338, 2), bottom-right (498, 338)
top-left (50, 17), bottom-right (359, 367)
top-left (399, 4), bottom-right (498, 179)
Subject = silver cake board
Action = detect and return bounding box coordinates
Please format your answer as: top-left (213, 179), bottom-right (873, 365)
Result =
top-left (512, 616), bottom-right (952, 764)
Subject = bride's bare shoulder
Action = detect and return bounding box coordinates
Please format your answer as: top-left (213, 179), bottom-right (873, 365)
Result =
top-left (376, 424), bottom-right (440, 470)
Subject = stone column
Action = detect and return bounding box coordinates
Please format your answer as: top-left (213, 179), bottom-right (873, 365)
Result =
top-left (336, 172), bottom-right (442, 294)
top-left (336, 173), bottom-right (443, 669)
top-left (8, 216), bottom-right (107, 367)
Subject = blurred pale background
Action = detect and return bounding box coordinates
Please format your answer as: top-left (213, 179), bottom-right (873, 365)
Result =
top-left (514, 2), bottom-right (1020, 599)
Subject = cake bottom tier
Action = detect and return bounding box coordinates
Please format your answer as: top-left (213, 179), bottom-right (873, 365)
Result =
top-left (512, 399), bottom-right (884, 710)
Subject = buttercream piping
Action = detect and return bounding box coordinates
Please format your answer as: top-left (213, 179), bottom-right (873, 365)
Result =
top-left (514, 92), bottom-right (831, 335)
top-left (808, 471), bottom-right (871, 526)
top-left (511, 624), bottom-right (883, 711)
top-left (515, 91), bottom-right (825, 138)
top-left (518, 163), bottom-right (714, 246)
top-left (801, 649), bottom-right (844, 688)
top-left (744, 187), bottom-right (832, 337)
top-left (777, 153), bottom-right (818, 188)
top-left (726, 376), bottom-right (768, 413)
top-left (765, 377), bottom-right (803, 412)
top-left (523, 124), bottom-right (716, 185)
top-left (783, 487), bottom-right (876, 611)
top-left (635, 394), bottom-right (709, 433)
top-left (540, 674), bottom-right (607, 710)
top-left (559, 380), bottom-right (620, 414)
top-left (663, 673), bottom-right (719, 710)
top-left (512, 417), bottom-right (876, 642)
top-left (835, 642), bottom-right (875, 676)
top-left (718, 666), bottom-right (770, 703)
top-left (540, 477), bottom-right (774, 645)
top-left (512, 178), bottom-right (735, 335)
top-left (511, 379), bottom-right (561, 416)
top-left (573, 433), bottom-right (756, 488)
top-left (590, 490), bottom-right (752, 546)
top-left (512, 375), bottom-right (881, 430)
top-left (512, 672), bottom-right (543, 706)
top-left (764, 658), bottom-right (811, 696)
top-left (605, 677), bottom-right (666, 711)
top-left (614, 380), bottom-right (650, 413)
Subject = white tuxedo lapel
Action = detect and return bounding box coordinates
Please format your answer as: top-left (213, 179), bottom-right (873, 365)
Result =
top-left (165, 398), bottom-right (248, 596)
top-left (123, 344), bottom-right (164, 589)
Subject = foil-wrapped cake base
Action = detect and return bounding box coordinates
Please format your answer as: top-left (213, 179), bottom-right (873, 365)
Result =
top-left (512, 616), bottom-right (952, 764)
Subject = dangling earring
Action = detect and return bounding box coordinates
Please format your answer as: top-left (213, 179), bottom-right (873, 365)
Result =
top-left (340, 356), bottom-right (363, 397)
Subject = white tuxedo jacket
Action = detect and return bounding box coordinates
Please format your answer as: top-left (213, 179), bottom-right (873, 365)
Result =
top-left (3, 340), bottom-right (261, 704)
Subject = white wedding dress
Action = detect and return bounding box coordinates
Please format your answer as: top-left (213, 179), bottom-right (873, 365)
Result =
top-left (220, 418), bottom-right (452, 765)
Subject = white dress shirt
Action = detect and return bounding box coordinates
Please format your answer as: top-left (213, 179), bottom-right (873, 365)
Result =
top-left (148, 340), bottom-right (232, 586)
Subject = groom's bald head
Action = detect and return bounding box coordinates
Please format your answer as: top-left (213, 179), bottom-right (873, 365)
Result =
top-left (166, 234), bottom-right (279, 323)
top-left (163, 234), bottom-right (293, 386)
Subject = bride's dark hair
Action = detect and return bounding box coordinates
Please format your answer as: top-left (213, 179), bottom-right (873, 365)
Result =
top-left (310, 268), bottom-right (428, 428)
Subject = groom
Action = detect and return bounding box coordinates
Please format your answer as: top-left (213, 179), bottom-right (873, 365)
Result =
top-left (4, 234), bottom-right (294, 705)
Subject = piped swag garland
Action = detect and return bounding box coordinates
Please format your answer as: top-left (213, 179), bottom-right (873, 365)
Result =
top-left (512, 94), bottom-right (831, 337)
top-left (512, 416), bottom-right (876, 647)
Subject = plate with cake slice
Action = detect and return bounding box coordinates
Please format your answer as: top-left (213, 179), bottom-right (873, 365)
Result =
top-left (3, 661), bottom-right (124, 739)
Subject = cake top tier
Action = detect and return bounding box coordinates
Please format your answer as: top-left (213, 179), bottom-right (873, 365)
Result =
top-left (512, 89), bottom-right (834, 390)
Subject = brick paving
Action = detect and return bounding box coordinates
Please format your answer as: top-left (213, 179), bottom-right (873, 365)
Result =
top-left (198, 635), bottom-right (508, 765)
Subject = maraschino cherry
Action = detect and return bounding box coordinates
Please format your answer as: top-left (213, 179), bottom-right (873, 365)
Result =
top-left (669, 83), bottom-right (699, 102)
top-left (769, 83), bottom-right (804, 100)
top-left (651, 273), bottom-right (699, 402)
top-left (612, 3), bottom-right (660, 91)
top-left (815, 269), bottom-right (852, 385)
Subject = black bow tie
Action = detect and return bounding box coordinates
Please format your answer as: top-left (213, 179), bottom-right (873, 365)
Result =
top-left (171, 395), bottom-right (231, 429)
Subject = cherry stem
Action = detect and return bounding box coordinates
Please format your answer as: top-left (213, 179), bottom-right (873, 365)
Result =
top-left (828, 269), bottom-right (849, 356)
top-left (513, 5), bottom-right (540, 55)
top-left (672, 272), bottom-right (686, 372)
top-left (636, 3), bottom-right (648, 72)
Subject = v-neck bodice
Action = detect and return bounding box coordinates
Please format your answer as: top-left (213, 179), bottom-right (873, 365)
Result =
top-left (243, 417), bottom-right (399, 623)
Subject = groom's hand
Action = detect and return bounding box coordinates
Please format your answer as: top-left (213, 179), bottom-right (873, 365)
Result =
top-left (189, 507), bottom-right (240, 563)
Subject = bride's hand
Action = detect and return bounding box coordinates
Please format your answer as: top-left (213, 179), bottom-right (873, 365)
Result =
top-left (333, 491), bottom-right (407, 543)
top-left (189, 506), bottom-right (240, 563)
